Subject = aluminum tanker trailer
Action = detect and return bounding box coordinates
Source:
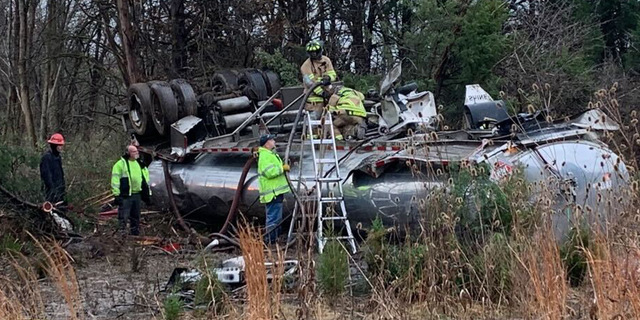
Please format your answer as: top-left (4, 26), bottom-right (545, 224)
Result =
top-left (119, 66), bottom-right (629, 240)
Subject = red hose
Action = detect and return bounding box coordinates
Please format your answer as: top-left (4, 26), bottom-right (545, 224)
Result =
top-left (219, 156), bottom-right (255, 234)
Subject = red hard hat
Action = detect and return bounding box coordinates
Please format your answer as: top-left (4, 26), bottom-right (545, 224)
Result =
top-left (48, 133), bottom-right (65, 145)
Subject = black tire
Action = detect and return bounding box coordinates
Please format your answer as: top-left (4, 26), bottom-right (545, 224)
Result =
top-left (127, 83), bottom-right (157, 136)
top-left (262, 70), bottom-right (281, 96)
top-left (150, 81), bottom-right (179, 136)
top-left (238, 69), bottom-right (269, 101)
top-left (211, 70), bottom-right (240, 94)
top-left (170, 79), bottom-right (198, 118)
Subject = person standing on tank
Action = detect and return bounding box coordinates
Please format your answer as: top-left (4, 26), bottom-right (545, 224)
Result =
top-left (257, 134), bottom-right (290, 244)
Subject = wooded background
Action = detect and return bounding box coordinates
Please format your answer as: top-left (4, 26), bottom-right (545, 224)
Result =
top-left (1, 0), bottom-right (639, 146)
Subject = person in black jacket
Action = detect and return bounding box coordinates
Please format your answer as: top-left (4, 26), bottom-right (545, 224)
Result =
top-left (40, 133), bottom-right (66, 204)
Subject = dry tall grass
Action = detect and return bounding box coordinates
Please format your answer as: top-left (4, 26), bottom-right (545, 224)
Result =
top-left (0, 235), bottom-right (83, 319)
top-left (514, 224), bottom-right (568, 320)
top-left (239, 223), bottom-right (270, 319)
top-left (238, 222), bottom-right (287, 320)
top-left (585, 233), bottom-right (640, 319)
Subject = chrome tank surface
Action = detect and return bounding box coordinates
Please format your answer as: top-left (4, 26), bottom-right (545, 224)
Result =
top-left (502, 140), bottom-right (629, 240)
top-left (148, 138), bottom-right (629, 238)
top-left (148, 150), bottom-right (434, 227)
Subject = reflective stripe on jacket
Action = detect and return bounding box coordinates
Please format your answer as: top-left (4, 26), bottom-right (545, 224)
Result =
top-left (328, 87), bottom-right (367, 118)
top-left (257, 147), bottom-right (290, 204)
top-left (111, 157), bottom-right (149, 197)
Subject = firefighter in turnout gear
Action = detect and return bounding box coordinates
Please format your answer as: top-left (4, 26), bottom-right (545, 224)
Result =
top-left (40, 133), bottom-right (66, 204)
top-left (257, 134), bottom-right (290, 244)
top-left (301, 40), bottom-right (337, 119)
top-left (325, 86), bottom-right (367, 141)
top-left (111, 145), bottom-right (151, 236)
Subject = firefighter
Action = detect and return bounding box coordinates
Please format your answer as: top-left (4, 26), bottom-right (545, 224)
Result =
top-left (325, 86), bottom-right (367, 141)
top-left (301, 40), bottom-right (337, 119)
top-left (111, 145), bottom-right (151, 236)
top-left (257, 134), bottom-right (290, 244)
top-left (40, 133), bottom-right (66, 204)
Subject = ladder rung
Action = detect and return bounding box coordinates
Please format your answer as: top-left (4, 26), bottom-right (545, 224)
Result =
top-left (321, 216), bottom-right (347, 221)
top-left (324, 236), bottom-right (354, 240)
top-left (309, 119), bottom-right (332, 125)
top-left (305, 139), bottom-right (334, 145)
top-left (320, 197), bottom-right (343, 202)
top-left (316, 158), bottom-right (336, 164)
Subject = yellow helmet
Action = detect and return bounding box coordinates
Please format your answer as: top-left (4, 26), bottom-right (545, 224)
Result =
top-left (306, 40), bottom-right (323, 60)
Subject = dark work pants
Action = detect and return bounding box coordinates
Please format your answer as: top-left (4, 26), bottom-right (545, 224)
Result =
top-left (265, 194), bottom-right (284, 244)
top-left (118, 193), bottom-right (141, 235)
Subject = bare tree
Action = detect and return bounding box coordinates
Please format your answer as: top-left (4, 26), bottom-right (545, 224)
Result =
top-left (496, 0), bottom-right (599, 116)
top-left (116, 0), bottom-right (141, 85)
top-left (17, 0), bottom-right (36, 146)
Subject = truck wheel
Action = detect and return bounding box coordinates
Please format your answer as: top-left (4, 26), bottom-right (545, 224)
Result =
top-left (262, 70), bottom-right (281, 96)
top-left (211, 70), bottom-right (239, 94)
top-left (127, 83), bottom-right (157, 136)
top-left (238, 69), bottom-right (268, 101)
top-left (170, 79), bottom-right (198, 118)
top-left (150, 81), bottom-right (179, 136)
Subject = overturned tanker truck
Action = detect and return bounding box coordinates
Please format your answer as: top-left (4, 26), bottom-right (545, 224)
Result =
top-left (117, 65), bottom-right (629, 241)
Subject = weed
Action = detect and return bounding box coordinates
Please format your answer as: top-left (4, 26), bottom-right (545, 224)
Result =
top-left (66, 211), bottom-right (93, 234)
top-left (194, 270), bottom-right (225, 310)
top-left (0, 234), bottom-right (23, 255)
top-left (470, 233), bottom-right (513, 302)
top-left (163, 295), bottom-right (184, 320)
top-left (560, 227), bottom-right (591, 286)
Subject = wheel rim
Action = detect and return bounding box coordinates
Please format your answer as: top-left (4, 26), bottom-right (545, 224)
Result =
top-left (130, 94), bottom-right (144, 128)
top-left (152, 93), bottom-right (165, 130)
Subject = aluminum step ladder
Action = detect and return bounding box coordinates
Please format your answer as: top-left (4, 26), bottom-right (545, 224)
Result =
top-left (287, 111), bottom-right (357, 254)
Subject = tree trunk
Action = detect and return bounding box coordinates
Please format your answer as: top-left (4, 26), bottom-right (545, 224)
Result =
top-left (8, 0), bottom-right (21, 137)
top-left (116, 0), bottom-right (140, 86)
top-left (99, 2), bottom-right (128, 86)
top-left (40, 0), bottom-right (55, 140)
top-left (17, 0), bottom-right (36, 146)
top-left (319, 0), bottom-right (325, 42)
top-left (278, 0), bottom-right (308, 46)
top-left (344, 1), bottom-right (371, 74)
top-left (170, 0), bottom-right (188, 77)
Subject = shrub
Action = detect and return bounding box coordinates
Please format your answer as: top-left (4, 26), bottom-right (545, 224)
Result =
top-left (163, 295), bottom-right (184, 320)
top-left (256, 50), bottom-right (300, 87)
top-left (317, 239), bottom-right (349, 300)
